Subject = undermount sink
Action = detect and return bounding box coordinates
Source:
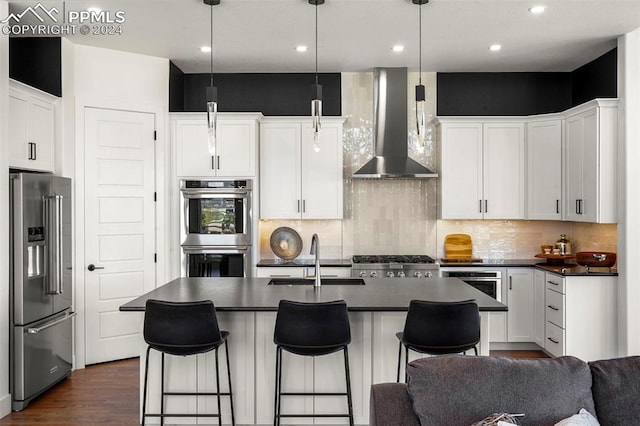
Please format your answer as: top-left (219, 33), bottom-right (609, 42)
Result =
top-left (267, 278), bottom-right (366, 286)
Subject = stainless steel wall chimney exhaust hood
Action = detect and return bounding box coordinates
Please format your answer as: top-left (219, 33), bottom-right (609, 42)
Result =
top-left (352, 67), bottom-right (438, 179)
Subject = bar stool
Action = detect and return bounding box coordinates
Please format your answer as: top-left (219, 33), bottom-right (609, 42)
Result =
top-left (142, 299), bottom-right (235, 426)
top-left (396, 299), bottom-right (480, 382)
top-left (273, 299), bottom-right (354, 426)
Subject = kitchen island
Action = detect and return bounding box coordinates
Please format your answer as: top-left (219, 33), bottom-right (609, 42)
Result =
top-left (121, 277), bottom-right (506, 425)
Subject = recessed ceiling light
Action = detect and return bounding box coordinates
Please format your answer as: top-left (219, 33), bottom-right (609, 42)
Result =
top-left (489, 44), bottom-right (502, 52)
top-left (296, 45), bottom-right (308, 53)
top-left (528, 5), bottom-right (546, 14)
top-left (392, 45), bottom-right (405, 53)
top-left (87, 7), bottom-right (102, 13)
top-left (200, 46), bottom-right (211, 53)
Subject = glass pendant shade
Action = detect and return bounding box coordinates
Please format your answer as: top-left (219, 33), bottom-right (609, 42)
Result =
top-left (206, 85), bottom-right (218, 156)
top-left (311, 83), bottom-right (322, 152)
top-left (415, 83), bottom-right (427, 152)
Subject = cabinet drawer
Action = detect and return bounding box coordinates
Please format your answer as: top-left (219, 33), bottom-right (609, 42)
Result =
top-left (545, 322), bottom-right (565, 357)
top-left (545, 274), bottom-right (565, 294)
top-left (255, 267), bottom-right (304, 278)
top-left (545, 288), bottom-right (565, 328)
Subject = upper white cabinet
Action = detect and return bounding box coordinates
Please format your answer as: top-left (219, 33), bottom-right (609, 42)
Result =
top-left (260, 117), bottom-right (344, 219)
top-left (439, 119), bottom-right (525, 220)
top-left (172, 113), bottom-right (260, 178)
top-left (564, 99), bottom-right (617, 223)
top-left (9, 80), bottom-right (56, 172)
top-left (526, 118), bottom-right (562, 220)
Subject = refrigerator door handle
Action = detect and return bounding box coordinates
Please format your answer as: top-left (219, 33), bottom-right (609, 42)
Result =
top-left (27, 311), bottom-right (76, 334)
top-left (44, 195), bottom-right (64, 295)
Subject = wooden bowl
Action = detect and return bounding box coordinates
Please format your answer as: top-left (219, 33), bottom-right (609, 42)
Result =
top-left (575, 251), bottom-right (616, 268)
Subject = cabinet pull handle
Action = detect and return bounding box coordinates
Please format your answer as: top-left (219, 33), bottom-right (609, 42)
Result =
top-left (575, 199), bottom-right (579, 214)
top-left (28, 142), bottom-right (35, 160)
top-left (556, 200), bottom-right (560, 214)
top-left (479, 200), bottom-right (482, 213)
top-left (211, 156), bottom-right (215, 170)
top-left (579, 199), bottom-right (584, 215)
top-left (302, 200), bottom-right (306, 213)
top-left (33, 142), bottom-right (36, 160)
top-left (547, 337), bottom-right (559, 344)
top-left (484, 200), bottom-right (488, 213)
top-left (509, 276), bottom-right (512, 290)
top-left (297, 200), bottom-right (300, 213)
top-left (547, 305), bottom-right (559, 311)
top-left (217, 155), bottom-right (220, 170)
top-left (547, 280), bottom-right (559, 286)
top-left (270, 274), bottom-right (291, 278)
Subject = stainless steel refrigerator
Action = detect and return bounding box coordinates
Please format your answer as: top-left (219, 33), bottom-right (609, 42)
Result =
top-left (9, 172), bottom-right (75, 411)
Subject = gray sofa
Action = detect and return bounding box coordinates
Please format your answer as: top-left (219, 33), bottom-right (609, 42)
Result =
top-left (370, 355), bottom-right (640, 426)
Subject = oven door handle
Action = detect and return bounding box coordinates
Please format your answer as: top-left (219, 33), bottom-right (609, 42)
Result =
top-left (181, 189), bottom-right (249, 198)
top-left (182, 245), bottom-right (250, 254)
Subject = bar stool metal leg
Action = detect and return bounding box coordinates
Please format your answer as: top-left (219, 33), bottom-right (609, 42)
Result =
top-left (160, 352), bottom-right (165, 426)
top-left (396, 340), bottom-right (403, 382)
top-left (225, 340), bottom-right (235, 426)
top-left (344, 347), bottom-right (354, 426)
top-left (142, 346), bottom-right (151, 425)
top-left (274, 347), bottom-right (283, 426)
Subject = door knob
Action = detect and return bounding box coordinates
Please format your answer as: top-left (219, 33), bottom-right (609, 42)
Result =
top-left (87, 264), bottom-right (104, 271)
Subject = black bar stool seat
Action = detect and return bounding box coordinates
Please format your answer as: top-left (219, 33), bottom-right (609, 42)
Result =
top-left (142, 299), bottom-right (235, 426)
top-left (273, 299), bottom-right (354, 426)
top-left (396, 299), bottom-right (480, 382)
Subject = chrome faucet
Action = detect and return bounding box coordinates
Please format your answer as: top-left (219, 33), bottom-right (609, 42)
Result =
top-left (310, 233), bottom-right (321, 287)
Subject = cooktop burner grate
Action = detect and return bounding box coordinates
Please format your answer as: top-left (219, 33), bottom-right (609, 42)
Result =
top-left (352, 255), bottom-right (436, 264)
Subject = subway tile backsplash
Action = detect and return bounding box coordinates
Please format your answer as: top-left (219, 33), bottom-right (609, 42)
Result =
top-left (258, 72), bottom-right (617, 261)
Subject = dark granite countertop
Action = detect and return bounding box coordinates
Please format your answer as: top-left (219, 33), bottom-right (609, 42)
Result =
top-left (439, 258), bottom-right (618, 276)
top-left (257, 258), bottom-right (352, 267)
top-left (119, 277), bottom-right (507, 313)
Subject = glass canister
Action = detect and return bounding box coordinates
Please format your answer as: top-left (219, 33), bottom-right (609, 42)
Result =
top-left (556, 234), bottom-right (572, 255)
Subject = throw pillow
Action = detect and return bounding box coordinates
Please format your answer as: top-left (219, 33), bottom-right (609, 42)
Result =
top-left (554, 409), bottom-right (600, 426)
top-left (471, 412), bottom-right (524, 425)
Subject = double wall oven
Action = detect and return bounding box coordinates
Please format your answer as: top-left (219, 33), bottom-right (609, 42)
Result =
top-left (180, 179), bottom-right (252, 277)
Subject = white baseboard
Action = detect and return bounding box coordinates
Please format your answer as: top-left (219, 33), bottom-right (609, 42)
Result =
top-left (0, 393), bottom-right (12, 419)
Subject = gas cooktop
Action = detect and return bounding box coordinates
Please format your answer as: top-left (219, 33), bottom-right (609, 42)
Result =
top-left (352, 255), bottom-right (436, 264)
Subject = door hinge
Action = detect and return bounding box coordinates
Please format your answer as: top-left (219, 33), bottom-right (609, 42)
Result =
top-left (154, 192), bottom-right (157, 202)
top-left (153, 130), bottom-right (157, 141)
top-left (154, 253), bottom-right (157, 263)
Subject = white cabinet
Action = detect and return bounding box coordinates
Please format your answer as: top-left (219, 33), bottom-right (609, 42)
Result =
top-left (9, 81), bottom-right (56, 172)
top-left (172, 113), bottom-right (260, 177)
top-left (533, 269), bottom-right (546, 347)
top-left (543, 272), bottom-right (618, 361)
top-left (527, 118), bottom-right (562, 220)
top-left (439, 119), bottom-right (525, 219)
top-left (255, 266), bottom-right (351, 279)
top-left (260, 117), bottom-right (344, 219)
top-left (506, 268), bottom-right (535, 342)
top-left (563, 99), bottom-right (617, 223)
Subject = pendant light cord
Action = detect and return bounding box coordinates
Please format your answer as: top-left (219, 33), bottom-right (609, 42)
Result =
top-left (210, 4), bottom-right (214, 87)
top-left (315, 3), bottom-right (319, 85)
top-left (418, 2), bottom-right (422, 85)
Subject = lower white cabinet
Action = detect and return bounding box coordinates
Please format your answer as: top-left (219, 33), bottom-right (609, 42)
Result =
top-left (506, 269), bottom-right (535, 342)
top-left (533, 269), bottom-right (546, 347)
top-left (255, 266), bottom-right (351, 279)
top-left (543, 272), bottom-right (618, 361)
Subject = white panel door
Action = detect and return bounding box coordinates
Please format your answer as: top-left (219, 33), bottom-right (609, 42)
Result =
top-left (527, 119), bottom-right (562, 220)
top-left (440, 122), bottom-right (483, 219)
top-left (301, 121), bottom-right (343, 219)
top-left (483, 122), bottom-right (525, 219)
top-left (84, 107), bottom-right (156, 364)
top-left (260, 122), bottom-right (301, 219)
top-left (217, 120), bottom-right (256, 177)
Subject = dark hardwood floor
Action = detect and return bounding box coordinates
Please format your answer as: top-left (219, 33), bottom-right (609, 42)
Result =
top-left (0, 350), bottom-right (548, 425)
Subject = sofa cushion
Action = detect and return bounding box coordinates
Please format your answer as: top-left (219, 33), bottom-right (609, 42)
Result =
top-left (406, 355), bottom-right (596, 426)
top-left (369, 383), bottom-right (421, 426)
top-left (589, 356), bottom-right (640, 425)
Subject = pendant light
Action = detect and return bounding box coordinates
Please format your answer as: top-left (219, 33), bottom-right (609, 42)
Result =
top-left (204, 0), bottom-right (220, 157)
top-left (309, 0), bottom-right (324, 152)
top-left (413, 0), bottom-right (431, 153)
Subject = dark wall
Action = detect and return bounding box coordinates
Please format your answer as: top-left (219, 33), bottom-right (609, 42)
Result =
top-left (9, 37), bottom-right (62, 97)
top-left (169, 62), bottom-right (185, 112)
top-left (437, 48), bottom-right (617, 116)
top-left (170, 67), bottom-right (341, 116)
top-left (571, 48), bottom-right (617, 106)
top-left (437, 73), bottom-right (571, 116)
